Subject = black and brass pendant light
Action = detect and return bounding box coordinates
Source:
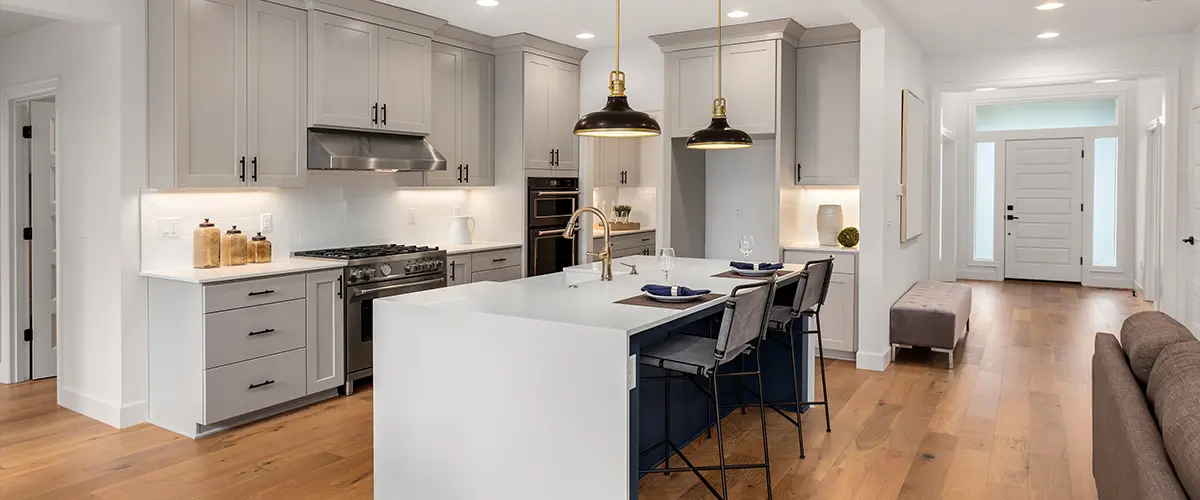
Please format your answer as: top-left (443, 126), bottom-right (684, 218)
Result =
top-left (573, 0), bottom-right (662, 138)
top-left (686, 0), bottom-right (753, 150)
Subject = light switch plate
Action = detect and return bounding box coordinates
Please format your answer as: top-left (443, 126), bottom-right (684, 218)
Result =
top-left (408, 208), bottom-right (417, 225)
top-left (627, 354), bottom-right (637, 391)
top-left (260, 213), bottom-right (273, 233)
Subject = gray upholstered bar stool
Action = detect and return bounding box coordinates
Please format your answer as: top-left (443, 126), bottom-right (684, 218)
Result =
top-left (638, 277), bottom-right (778, 500)
top-left (764, 257), bottom-right (835, 459)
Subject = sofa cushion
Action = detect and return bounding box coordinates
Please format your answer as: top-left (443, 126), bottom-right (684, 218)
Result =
top-left (1147, 341), bottom-right (1200, 499)
top-left (1121, 311), bottom-right (1194, 385)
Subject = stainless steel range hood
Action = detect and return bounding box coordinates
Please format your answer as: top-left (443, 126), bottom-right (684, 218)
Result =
top-left (307, 128), bottom-right (447, 172)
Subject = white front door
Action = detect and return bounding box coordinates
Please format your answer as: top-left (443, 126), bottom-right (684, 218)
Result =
top-left (1004, 138), bottom-right (1084, 282)
top-left (30, 101), bottom-right (57, 380)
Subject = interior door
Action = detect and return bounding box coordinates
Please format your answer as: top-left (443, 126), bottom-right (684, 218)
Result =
top-left (1187, 106), bottom-right (1200, 334)
top-left (551, 60), bottom-right (580, 171)
top-left (377, 26), bottom-right (432, 134)
top-left (178, 0), bottom-right (247, 187)
top-left (425, 42), bottom-right (463, 186)
top-left (523, 53), bottom-right (553, 170)
top-left (310, 11), bottom-right (377, 130)
top-left (30, 101), bottom-right (56, 380)
top-left (1004, 138), bottom-right (1084, 282)
top-left (247, 0), bottom-right (306, 187)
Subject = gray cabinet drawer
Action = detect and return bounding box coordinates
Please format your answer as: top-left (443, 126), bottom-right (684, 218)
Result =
top-left (203, 348), bottom-right (306, 424)
top-left (782, 249), bottom-right (856, 274)
top-left (204, 274), bottom-right (306, 313)
top-left (471, 265), bottom-right (522, 283)
top-left (204, 299), bottom-right (307, 369)
top-left (471, 247), bottom-right (521, 273)
top-left (611, 232), bottom-right (655, 251)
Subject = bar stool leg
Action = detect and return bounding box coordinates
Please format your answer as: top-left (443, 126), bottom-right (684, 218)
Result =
top-left (663, 373), bottom-right (671, 475)
top-left (738, 357), bottom-right (746, 414)
top-left (787, 320), bottom-right (805, 459)
top-left (815, 312), bottom-right (831, 433)
top-left (755, 350), bottom-right (775, 499)
top-left (711, 373), bottom-right (729, 500)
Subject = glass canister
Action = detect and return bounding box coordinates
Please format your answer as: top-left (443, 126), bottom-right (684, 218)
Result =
top-left (192, 218), bottom-right (221, 269)
top-left (249, 232), bottom-right (272, 264)
top-left (221, 225), bottom-right (249, 266)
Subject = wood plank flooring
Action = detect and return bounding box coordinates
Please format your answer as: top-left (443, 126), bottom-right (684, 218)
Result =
top-left (0, 280), bottom-right (1149, 499)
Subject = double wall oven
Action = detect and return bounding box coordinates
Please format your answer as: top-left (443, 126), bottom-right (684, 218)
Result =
top-left (527, 177), bottom-right (580, 276)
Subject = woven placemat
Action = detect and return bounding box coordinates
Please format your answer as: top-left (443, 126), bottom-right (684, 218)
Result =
top-left (615, 293), bottom-right (725, 310)
top-left (711, 270), bottom-right (792, 279)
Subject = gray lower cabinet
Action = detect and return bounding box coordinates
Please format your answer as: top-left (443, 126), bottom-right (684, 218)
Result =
top-left (148, 268), bottom-right (346, 438)
top-left (781, 249), bottom-right (858, 356)
top-left (594, 230), bottom-right (657, 260)
top-left (445, 246), bottom-right (523, 286)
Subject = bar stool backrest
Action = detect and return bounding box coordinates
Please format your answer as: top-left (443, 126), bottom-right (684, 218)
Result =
top-left (714, 276), bottom-right (777, 364)
top-left (791, 258), bottom-right (834, 316)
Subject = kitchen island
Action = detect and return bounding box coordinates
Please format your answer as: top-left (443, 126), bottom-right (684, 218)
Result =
top-left (373, 256), bottom-right (815, 500)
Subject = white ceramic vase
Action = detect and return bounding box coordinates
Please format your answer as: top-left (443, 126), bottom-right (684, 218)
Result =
top-left (817, 205), bottom-right (844, 246)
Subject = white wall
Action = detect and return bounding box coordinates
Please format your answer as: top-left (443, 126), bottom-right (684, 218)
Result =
top-left (705, 139), bottom-right (779, 260)
top-left (0, 0), bottom-right (147, 427)
top-left (579, 42), bottom-right (665, 113)
top-left (141, 179), bottom-right (487, 270)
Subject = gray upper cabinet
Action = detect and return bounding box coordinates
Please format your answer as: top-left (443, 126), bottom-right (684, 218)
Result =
top-left (665, 40), bottom-right (778, 138)
top-left (794, 42), bottom-right (860, 186)
top-left (149, 0), bottom-right (307, 189)
top-left (310, 12), bottom-right (377, 131)
top-left (310, 11), bottom-right (432, 135)
top-left (521, 52), bottom-right (580, 172)
top-left (591, 137), bottom-right (642, 188)
top-left (550, 61), bottom-right (580, 171)
top-left (426, 42), bottom-right (494, 186)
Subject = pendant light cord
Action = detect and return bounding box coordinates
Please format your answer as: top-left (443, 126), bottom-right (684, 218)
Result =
top-left (717, 0), bottom-right (722, 100)
top-left (615, 0), bottom-right (621, 74)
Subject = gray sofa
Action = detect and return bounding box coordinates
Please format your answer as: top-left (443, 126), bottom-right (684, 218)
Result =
top-left (1093, 311), bottom-right (1199, 500)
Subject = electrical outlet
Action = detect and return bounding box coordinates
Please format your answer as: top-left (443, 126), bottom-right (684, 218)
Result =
top-left (627, 355), bottom-right (637, 391)
top-left (260, 213), bottom-right (274, 233)
top-left (735, 208), bottom-right (743, 218)
top-left (408, 208), bottom-right (417, 225)
top-left (158, 218), bottom-right (181, 238)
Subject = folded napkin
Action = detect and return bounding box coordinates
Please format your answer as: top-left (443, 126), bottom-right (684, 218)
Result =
top-left (729, 261), bottom-right (784, 271)
top-left (641, 284), bottom-right (711, 297)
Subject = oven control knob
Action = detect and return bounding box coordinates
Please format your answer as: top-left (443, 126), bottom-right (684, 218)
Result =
top-left (433, 260), bottom-right (443, 270)
top-left (350, 269), bottom-right (365, 281)
top-left (379, 264), bottom-right (392, 276)
top-left (365, 268), bottom-right (377, 278)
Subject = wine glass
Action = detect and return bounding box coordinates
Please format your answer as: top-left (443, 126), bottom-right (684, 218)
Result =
top-left (738, 234), bottom-right (755, 261)
top-left (658, 248), bottom-right (676, 282)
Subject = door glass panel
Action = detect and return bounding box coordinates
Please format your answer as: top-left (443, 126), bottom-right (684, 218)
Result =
top-left (976, 98), bottom-right (1118, 132)
top-left (974, 142), bottom-right (996, 261)
top-left (1093, 137), bottom-right (1119, 267)
top-left (534, 197), bottom-right (575, 218)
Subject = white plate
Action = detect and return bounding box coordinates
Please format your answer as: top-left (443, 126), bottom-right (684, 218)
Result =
top-left (732, 268), bottom-right (777, 277)
top-left (643, 292), bottom-right (707, 303)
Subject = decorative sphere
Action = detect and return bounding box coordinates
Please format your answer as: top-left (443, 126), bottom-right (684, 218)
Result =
top-left (838, 227), bottom-right (860, 248)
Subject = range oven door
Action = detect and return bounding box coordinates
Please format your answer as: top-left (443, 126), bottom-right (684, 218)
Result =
top-left (527, 190), bottom-right (579, 228)
top-left (345, 275), bottom-right (447, 375)
top-left (528, 227), bottom-right (578, 276)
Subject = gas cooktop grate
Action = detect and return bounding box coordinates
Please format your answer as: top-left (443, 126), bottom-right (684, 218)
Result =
top-left (294, 244), bottom-right (440, 260)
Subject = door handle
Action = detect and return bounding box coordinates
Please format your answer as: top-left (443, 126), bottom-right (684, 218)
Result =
top-left (251, 157), bottom-right (258, 182)
top-left (381, 104), bottom-right (387, 126)
top-left (1185, 236), bottom-right (1196, 245)
top-left (239, 156), bottom-right (246, 182)
top-left (372, 103), bottom-right (379, 125)
top-left (1006, 215), bottom-right (1019, 221)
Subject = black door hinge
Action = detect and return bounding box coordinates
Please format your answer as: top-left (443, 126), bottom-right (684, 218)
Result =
top-left (22, 126), bottom-right (32, 139)
top-left (22, 227), bottom-right (32, 240)
top-left (23, 328), bottom-right (32, 342)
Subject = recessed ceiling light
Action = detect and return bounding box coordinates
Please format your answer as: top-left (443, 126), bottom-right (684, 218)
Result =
top-left (576, 33), bottom-right (595, 39)
top-left (727, 10), bottom-right (749, 18)
top-left (1035, 2), bottom-right (1065, 10)
top-left (476, 0), bottom-right (498, 6)
top-left (1037, 31), bottom-right (1061, 39)
top-left (976, 87), bottom-right (998, 92)
top-left (1094, 79), bottom-right (1120, 83)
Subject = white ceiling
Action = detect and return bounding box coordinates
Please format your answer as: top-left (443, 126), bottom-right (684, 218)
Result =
top-left (380, 0), bottom-right (848, 48)
top-left (0, 10), bottom-right (54, 39)
top-left (885, 0), bottom-right (1200, 55)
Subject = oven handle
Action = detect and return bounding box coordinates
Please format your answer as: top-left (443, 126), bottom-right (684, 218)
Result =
top-left (533, 190), bottom-right (580, 196)
top-left (350, 277), bottom-right (446, 298)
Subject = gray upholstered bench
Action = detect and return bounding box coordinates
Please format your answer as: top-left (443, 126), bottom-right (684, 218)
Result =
top-left (890, 282), bottom-right (972, 369)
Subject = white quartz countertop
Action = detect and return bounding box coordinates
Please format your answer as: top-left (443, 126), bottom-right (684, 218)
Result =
top-left (141, 257), bottom-right (346, 284)
top-left (441, 241), bottom-right (521, 255)
top-left (591, 227), bottom-right (656, 238)
top-left (781, 241), bottom-right (859, 254)
top-left (381, 256), bottom-right (804, 336)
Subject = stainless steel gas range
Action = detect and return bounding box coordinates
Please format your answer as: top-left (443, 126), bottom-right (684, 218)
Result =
top-left (294, 244), bottom-right (447, 394)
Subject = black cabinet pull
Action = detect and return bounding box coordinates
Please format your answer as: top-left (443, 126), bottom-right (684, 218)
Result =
top-left (796, 163), bottom-right (801, 183)
top-left (492, 258), bottom-right (507, 263)
top-left (450, 261), bottom-right (456, 281)
top-left (1006, 215), bottom-right (1019, 221)
top-left (464, 164), bottom-right (469, 181)
top-left (457, 165), bottom-right (463, 183)
top-left (240, 156), bottom-right (246, 182)
top-left (247, 380), bottom-right (275, 390)
top-left (247, 289), bottom-right (275, 297)
top-left (381, 104), bottom-right (387, 125)
top-left (372, 103), bottom-right (379, 125)
top-left (248, 328), bottom-right (276, 337)
top-left (251, 157), bottom-right (258, 182)
top-left (336, 276), bottom-right (343, 298)
top-left (549, 149), bottom-right (554, 165)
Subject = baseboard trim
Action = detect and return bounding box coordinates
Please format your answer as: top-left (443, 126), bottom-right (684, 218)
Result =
top-left (956, 267), bottom-right (1000, 281)
top-left (1083, 275), bottom-right (1133, 290)
top-left (856, 348), bottom-right (890, 372)
top-left (191, 389), bottom-right (341, 439)
top-left (59, 385), bottom-right (121, 428)
top-left (120, 400), bottom-right (148, 428)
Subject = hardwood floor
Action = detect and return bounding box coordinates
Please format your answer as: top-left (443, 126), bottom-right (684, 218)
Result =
top-left (0, 281), bottom-right (1148, 499)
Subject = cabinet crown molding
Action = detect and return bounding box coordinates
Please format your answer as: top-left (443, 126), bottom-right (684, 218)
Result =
top-left (313, 0), bottom-right (447, 37)
top-left (795, 24), bottom-right (861, 49)
top-left (651, 18), bottom-right (806, 53)
top-left (433, 24), bottom-right (496, 55)
top-left (492, 33), bottom-right (587, 65)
